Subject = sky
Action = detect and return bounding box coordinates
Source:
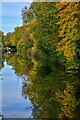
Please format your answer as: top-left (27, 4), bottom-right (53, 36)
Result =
top-left (1, 0), bottom-right (32, 1)
top-left (1, 2), bottom-right (31, 35)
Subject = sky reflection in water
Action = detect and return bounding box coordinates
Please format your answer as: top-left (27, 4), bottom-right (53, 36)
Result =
top-left (1, 61), bottom-right (33, 118)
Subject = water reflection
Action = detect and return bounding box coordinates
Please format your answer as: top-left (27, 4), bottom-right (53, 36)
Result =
top-left (0, 48), bottom-right (2, 116)
top-left (1, 52), bottom-right (80, 118)
top-left (2, 58), bottom-right (33, 118)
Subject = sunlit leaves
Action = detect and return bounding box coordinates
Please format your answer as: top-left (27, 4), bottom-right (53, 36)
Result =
top-left (56, 2), bottom-right (80, 69)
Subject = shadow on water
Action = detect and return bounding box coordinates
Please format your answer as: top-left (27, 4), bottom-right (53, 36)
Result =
top-left (74, 84), bottom-right (80, 119)
top-left (1, 52), bottom-right (80, 118)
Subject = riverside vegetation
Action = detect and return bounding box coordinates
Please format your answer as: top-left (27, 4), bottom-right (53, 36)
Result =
top-left (1, 2), bottom-right (80, 118)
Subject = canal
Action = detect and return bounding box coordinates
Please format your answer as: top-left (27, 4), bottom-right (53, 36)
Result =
top-left (0, 52), bottom-right (80, 118)
top-left (1, 60), bottom-right (33, 118)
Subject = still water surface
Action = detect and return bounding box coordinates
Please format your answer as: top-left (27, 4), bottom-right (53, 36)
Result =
top-left (1, 60), bottom-right (33, 118)
top-left (0, 53), bottom-right (80, 118)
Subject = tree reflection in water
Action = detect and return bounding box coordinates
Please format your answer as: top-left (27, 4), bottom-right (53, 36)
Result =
top-left (3, 52), bottom-right (80, 119)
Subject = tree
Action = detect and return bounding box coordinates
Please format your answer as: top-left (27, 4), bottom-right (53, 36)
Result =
top-left (3, 32), bottom-right (12, 47)
top-left (56, 2), bottom-right (80, 69)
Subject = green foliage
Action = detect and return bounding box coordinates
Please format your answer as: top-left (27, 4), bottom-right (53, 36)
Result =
top-left (56, 2), bottom-right (80, 69)
top-left (22, 6), bottom-right (34, 24)
top-left (0, 30), bottom-right (4, 48)
top-left (3, 32), bottom-right (12, 47)
top-left (2, 2), bottom-right (80, 118)
top-left (21, 54), bottom-right (79, 118)
top-left (3, 2), bottom-right (80, 70)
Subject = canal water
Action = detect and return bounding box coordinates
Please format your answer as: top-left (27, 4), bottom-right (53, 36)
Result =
top-left (1, 60), bottom-right (33, 118)
top-left (0, 53), bottom-right (80, 118)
